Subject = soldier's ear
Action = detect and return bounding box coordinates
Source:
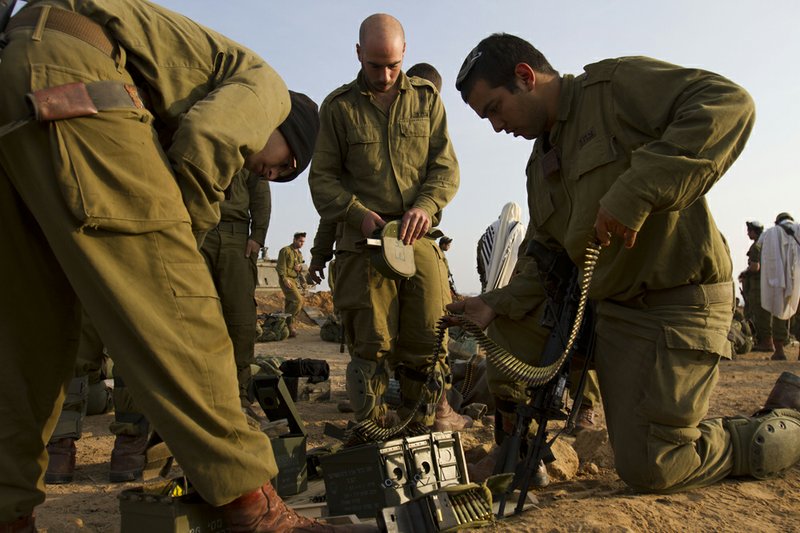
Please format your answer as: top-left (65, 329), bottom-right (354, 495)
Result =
top-left (514, 63), bottom-right (536, 91)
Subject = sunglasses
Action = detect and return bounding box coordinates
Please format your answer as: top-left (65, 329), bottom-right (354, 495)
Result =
top-left (455, 48), bottom-right (482, 90)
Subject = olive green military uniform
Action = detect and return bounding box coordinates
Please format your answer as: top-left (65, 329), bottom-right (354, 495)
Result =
top-left (0, 0), bottom-right (290, 519)
top-left (309, 72), bottom-right (459, 423)
top-left (277, 243), bottom-right (304, 329)
top-left (201, 169), bottom-right (271, 401)
top-left (482, 57), bottom-right (756, 492)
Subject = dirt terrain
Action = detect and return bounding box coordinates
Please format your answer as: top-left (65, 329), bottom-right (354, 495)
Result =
top-left (35, 290), bottom-right (800, 532)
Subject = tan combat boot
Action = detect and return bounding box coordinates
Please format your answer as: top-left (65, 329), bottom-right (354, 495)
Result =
top-left (772, 340), bottom-right (788, 361)
top-left (574, 405), bottom-right (596, 433)
top-left (221, 481), bottom-right (378, 532)
top-left (0, 514), bottom-right (35, 533)
top-left (432, 394), bottom-right (473, 432)
top-left (44, 437), bottom-right (76, 484)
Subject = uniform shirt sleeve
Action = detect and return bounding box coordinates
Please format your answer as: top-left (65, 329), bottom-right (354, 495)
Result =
top-left (411, 93), bottom-right (460, 219)
top-left (247, 172), bottom-right (271, 246)
top-left (276, 246), bottom-right (290, 278)
top-left (310, 220), bottom-right (337, 267)
top-left (599, 58), bottom-right (756, 231)
top-left (92, 0), bottom-right (290, 232)
top-left (309, 96), bottom-right (371, 228)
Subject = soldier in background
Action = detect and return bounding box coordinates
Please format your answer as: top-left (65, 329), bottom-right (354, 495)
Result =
top-left (741, 220), bottom-right (772, 351)
top-left (309, 15), bottom-right (470, 431)
top-left (0, 1), bottom-right (374, 531)
top-left (201, 166), bottom-right (272, 415)
top-left (438, 236), bottom-right (458, 299)
top-left (277, 232), bottom-right (307, 338)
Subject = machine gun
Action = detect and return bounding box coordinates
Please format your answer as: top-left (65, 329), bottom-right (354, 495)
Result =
top-left (494, 239), bottom-right (598, 517)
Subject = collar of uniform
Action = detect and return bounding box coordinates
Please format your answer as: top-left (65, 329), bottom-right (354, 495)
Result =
top-left (356, 70), bottom-right (411, 96)
top-left (554, 74), bottom-right (575, 124)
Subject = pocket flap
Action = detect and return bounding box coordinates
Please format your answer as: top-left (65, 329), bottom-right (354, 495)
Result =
top-left (573, 134), bottom-right (617, 179)
top-left (663, 325), bottom-right (730, 358)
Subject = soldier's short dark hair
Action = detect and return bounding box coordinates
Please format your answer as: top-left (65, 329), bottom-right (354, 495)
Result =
top-left (407, 62), bottom-right (442, 92)
top-left (294, 232), bottom-right (306, 240)
top-left (456, 33), bottom-right (558, 101)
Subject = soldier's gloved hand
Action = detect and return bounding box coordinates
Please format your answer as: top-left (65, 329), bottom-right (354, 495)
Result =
top-left (400, 207), bottom-right (431, 245)
top-left (361, 210), bottom-right (386, 237)
top-left (308, 264), bottom-right (325, 284)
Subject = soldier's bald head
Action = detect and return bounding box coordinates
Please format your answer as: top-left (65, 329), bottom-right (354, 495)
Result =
top-left (359, 13), bottom-right (405, 47)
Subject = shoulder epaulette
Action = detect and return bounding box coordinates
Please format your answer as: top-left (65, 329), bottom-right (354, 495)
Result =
top-left (323, 80), bottom-right (357, 105)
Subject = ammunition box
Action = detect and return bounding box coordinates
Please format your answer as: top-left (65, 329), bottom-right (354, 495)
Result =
top-left (320, 431), bottom-right (468, 519)
top-left (118, 488), bottom-right (227, 533)
top-left (253, 374), bottom-right (309, 497)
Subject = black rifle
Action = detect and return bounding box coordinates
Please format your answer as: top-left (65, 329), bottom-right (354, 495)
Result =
top-left (495, 240), bottom-right (596, 517)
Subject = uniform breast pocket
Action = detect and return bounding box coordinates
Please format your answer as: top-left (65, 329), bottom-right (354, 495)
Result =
top-left (346, 124), bottom-right (382, 178)
top-left (571, 134), bottom-right (619, 181)
top-left (398, 117), bottom-right (430, 169)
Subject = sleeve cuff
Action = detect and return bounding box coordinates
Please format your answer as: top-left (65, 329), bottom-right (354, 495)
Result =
top-left (599, 180), bottom-right (653, 231)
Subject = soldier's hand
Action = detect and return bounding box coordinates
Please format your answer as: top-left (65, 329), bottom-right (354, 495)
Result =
top-left (594, 206), bottom-right (637, 248)
top-left (294, 264), bottom-right (303, 272)
top-left (244, 239), bottom-right (261, 258)
top-left (445, 296), bottom-right (497, 331)
top-left (308, 264), bottom-right (325, 284)
top-left (400, 208), bottom-right (431, 245)
top-left (361, 211), bottom-right (386, 237)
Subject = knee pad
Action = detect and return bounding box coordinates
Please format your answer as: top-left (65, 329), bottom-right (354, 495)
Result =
top-left (52, 376), bottom-right (89, 440)
top-left (726, 408), bottom-right (800, 479)
top-left (346, 358), bottom-right (386, 420)
top-left (86, 380), bottom-right (113, 415)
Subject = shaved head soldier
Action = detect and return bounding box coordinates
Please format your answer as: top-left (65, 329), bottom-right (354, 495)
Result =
top-left (310, 14), bottom-right (469, 430)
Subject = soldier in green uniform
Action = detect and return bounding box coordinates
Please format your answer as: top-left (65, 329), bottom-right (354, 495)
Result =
top-left (0, 1), bottom-right (373, 531)
top-left (742, 220), bottom-right (774, 351)
top-left (450, 33), bottom-right (800, 493)
top-left (277, 232), bottom-right (307, 338)
top-left (202, 167), bottom-right (272, 407)
top-left (306, 62), bottom-right (443, 289)
top-left (309, 15), bottom-right (470, 430)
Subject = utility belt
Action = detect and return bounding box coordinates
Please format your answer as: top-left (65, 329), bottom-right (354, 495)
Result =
top-left (613, 281), bottom-right (734, 309)
top-left (5, 6), bottom-right (116, 57)
top-left (0, 7), bottom-right (143, 139)
top-left (215, 220), bottom-right (250, 234)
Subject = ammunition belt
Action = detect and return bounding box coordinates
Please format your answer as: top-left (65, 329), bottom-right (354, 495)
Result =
top-left (351, 239), bottom-right (599, 443)
top-left (7, 6), bottom-right (116, 58)
top-left (448, 239), bottom-right (600, 387)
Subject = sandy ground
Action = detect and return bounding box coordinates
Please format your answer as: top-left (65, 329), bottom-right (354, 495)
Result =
top-left (35, 291), bottom-right (800, 532)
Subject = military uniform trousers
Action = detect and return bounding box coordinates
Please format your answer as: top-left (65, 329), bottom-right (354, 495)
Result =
top-left (747, 277), bottom-right (788, 342)
top-left (201, 223), bottom-right (260, 401)
top-left (279, 276), bottom-right (304, 326)
top-left (594, 289), bottom-right (735, 493)
top-left (0, 28), bottom-right (274, 519)
top-left (333, 237), bottom-right (452, 423)
top-left (485, 305), bottom-right (601, 421)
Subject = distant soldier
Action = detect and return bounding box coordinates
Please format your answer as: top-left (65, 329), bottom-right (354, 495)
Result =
top-left (759, 213), bottom-right (800, 360)
top-left (741, 220), bottom-right (772, 351)
top-left (277, 232), bottom-right (307, 338)
top-left (438, 236), bottom-right (458, 298)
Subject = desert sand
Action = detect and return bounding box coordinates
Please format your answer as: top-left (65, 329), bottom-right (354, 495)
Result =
top-left (35, 291), bottom-right (800, 532)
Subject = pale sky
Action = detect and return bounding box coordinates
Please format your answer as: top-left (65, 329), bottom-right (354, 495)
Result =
top-left (141, 1), bottom-right (800, 295)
